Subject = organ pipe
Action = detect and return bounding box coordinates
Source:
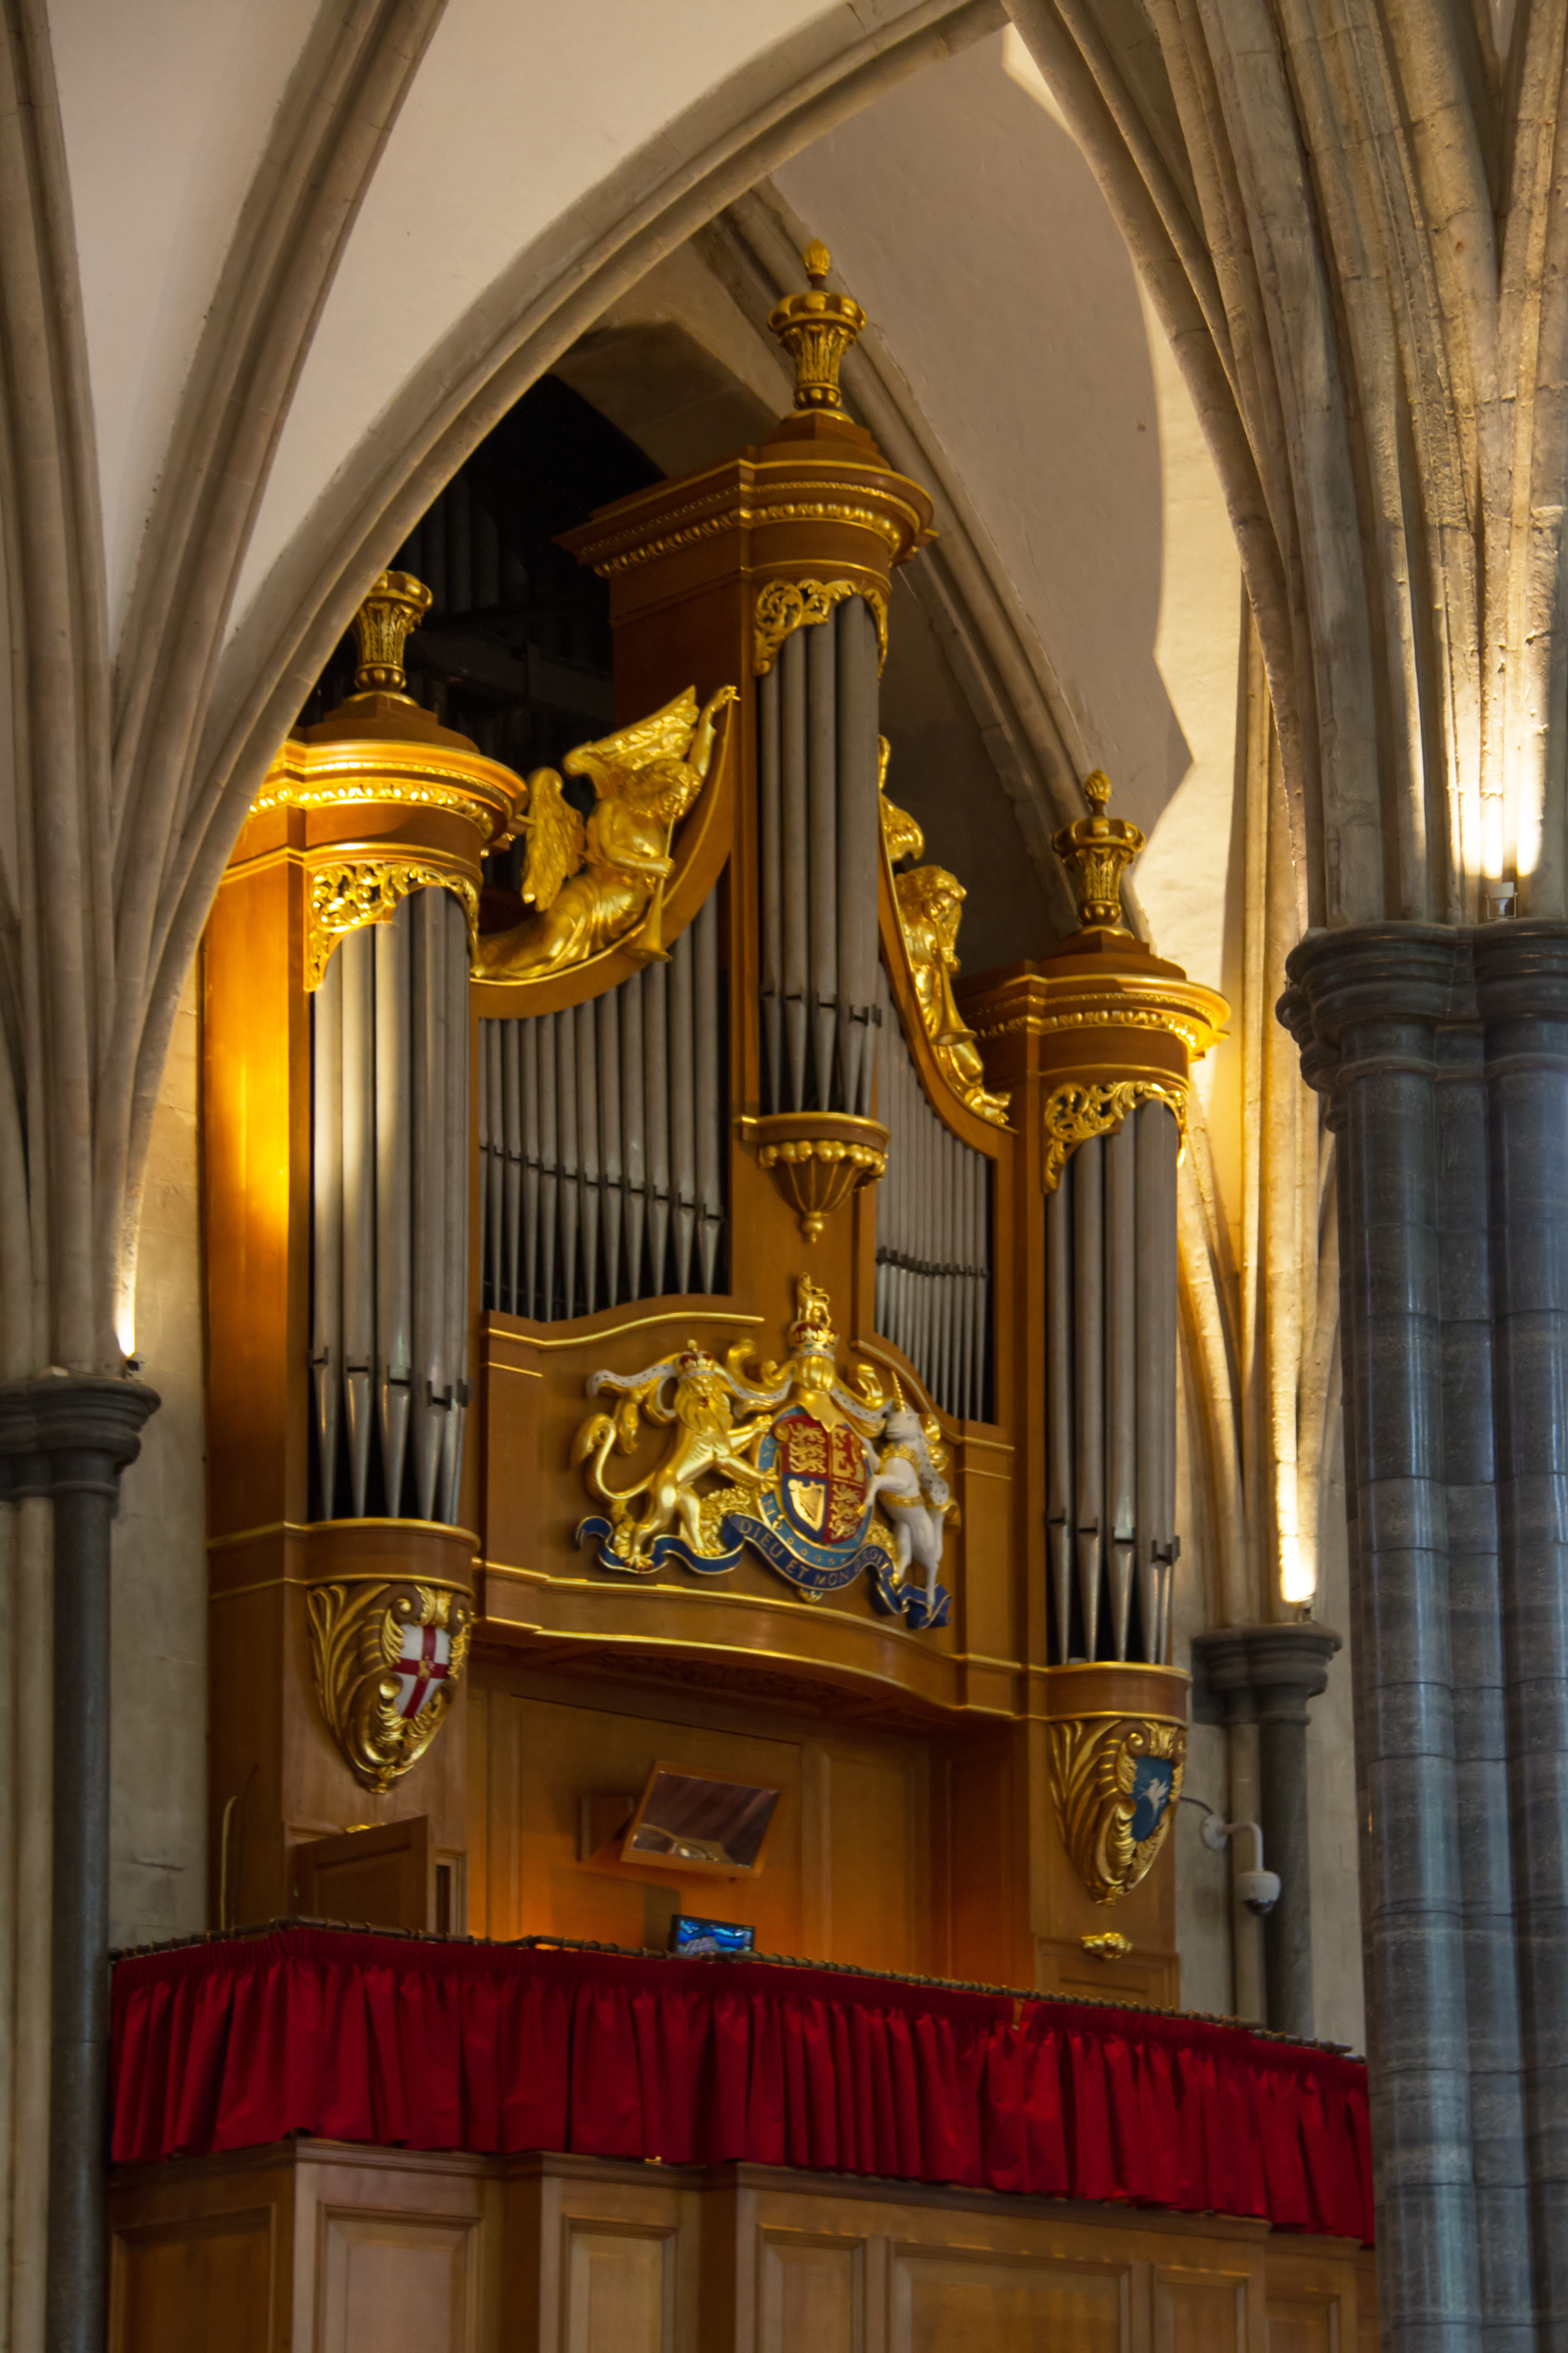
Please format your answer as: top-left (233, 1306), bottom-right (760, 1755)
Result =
top-left (758, 600), bottom-right (884, 1118)
top-left (478, 889), bottom-right (730, 1319)
top-left (871, 964), bottom-right (992, 1422)
top-left (958, 770), bottom-right (1226, 1666)
top-left (1042, 1101), bottom-right (1180, 1663)
top-left (309, 885), bottom-right (472, 1525)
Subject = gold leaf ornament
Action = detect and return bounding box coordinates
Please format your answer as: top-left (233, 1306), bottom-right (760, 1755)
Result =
top-left (306, 1579), bottom-right (473, 1793)
top-left (753, 578), bottom-right (888, 676)
top-left (305, 858), bottom-right (479, 992)
top-left (1047, 1714), bottom-right (1186, 1904)
top-left (1041, 1077), bottom-right (1186, 1193)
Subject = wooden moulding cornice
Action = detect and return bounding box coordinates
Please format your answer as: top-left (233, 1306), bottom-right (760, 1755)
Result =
top-left (958, 955), bottom-right (1228, 1096)
top-left (207, 1517), bottom-right (478, 1604)
top-left (472, 1569), bottom-right (1031, 1725)
top-left (559, 433), bottom-right (936, 619)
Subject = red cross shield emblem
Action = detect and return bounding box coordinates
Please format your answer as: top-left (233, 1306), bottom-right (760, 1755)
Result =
top-left (776, 1409), bottom-right (869, 1548)
top-left (392, 1620), bottom-right (452, 1720)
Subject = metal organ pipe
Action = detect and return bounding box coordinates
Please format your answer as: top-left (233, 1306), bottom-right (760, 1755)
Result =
top-left (308, 885), bottom-right (470, 1527)
top-left (476, 887), bottom-right (730, 1322)
top-left (310, 945), bottom-right (343, 1514)
top-left (669, 920), bottom-right (697, 1294)
top-left (758, 666), bottom-right (784, 1112)
top-left (1043, 1099), bottom-right (1182, 1665)
top-left (807, 620), bottom-right (838, 1111)
top-left (409, 891), bottom-right (449, 1521)
top-left (756, 596), bottom-right (883, 1117)
top-left (694, 891), bottom-right (723, 1292)
top-left (375, 903), bottom-right (414, 1516)
top-left (871, 965), bottom-right (992, 1423)
top-left (836, 596), bottom-right (881, 1116)
top-left (780, 633), bottom-right (810, 1111)
top-left (1105, 1115), bottom-right (1138, 1661)
top-left (597, 988), bottom-right (623, 1308)
top-left (339, 926), bottom-right (377, 1517)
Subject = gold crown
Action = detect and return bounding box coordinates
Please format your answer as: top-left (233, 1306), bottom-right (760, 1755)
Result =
top-left (349, 570), bottom-right (433, 699)
top-left (1052, 770), bottom-right (1144, 932)
top-left (786, 1275), bottom-right (839, 1354)
top-left (768, 243), bottom-right (866, 414)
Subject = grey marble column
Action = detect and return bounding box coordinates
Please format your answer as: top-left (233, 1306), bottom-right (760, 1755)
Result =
top-left (1191, 1622), bottom-right (1340, 2040)
top-left (1281, 920), bottom-right (1568, 2353)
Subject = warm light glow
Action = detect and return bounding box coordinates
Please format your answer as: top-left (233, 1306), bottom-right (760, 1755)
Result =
top-left (1276, 1461), bottom-right (1316, 1605)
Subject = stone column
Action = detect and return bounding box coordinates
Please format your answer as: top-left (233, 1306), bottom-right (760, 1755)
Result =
top-left (1192, 1622), bottom-right (1340, 2039)
top-left (1281, 920), bottom-right (1568, 2351)
top-left (0, 1375), bottom-right (158, 2353)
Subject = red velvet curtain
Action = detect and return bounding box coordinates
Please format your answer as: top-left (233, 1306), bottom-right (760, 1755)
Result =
top-left (111, 1930), bottom-right (1372, 2240)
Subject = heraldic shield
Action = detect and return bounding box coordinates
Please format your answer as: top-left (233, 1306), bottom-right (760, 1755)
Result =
top-left (573, 1277), bottom-right (953, 1631)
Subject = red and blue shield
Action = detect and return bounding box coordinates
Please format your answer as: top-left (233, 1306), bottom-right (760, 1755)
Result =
top-left (775, 1409), bottom-right (869, 1546)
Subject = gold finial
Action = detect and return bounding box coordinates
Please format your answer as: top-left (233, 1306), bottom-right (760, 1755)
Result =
top-left (1053, 768), bottom-right (1145, 932)
top-left (768, 242), bottom-right (866, 413)
top-left (351, 570), bottom-right (433, 698)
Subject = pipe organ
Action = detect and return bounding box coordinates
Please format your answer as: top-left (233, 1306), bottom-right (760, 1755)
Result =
top-left (478, 898), bottom-right (728, 1320)
top-left (201, 245), bottom-right (1226, 2004)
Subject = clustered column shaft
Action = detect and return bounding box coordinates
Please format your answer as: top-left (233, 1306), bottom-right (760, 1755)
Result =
top-left (1282, 920), bottom-right (1568, 2350)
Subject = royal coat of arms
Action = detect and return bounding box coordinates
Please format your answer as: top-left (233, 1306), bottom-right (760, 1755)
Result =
top-left (574, 1277), bottom-right (954, 1630)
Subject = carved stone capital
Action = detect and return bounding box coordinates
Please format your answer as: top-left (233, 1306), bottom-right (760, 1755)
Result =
top-left (1191, 1622), bottom-right (1341, 1726)
top-left (0, 1373), bottom-right (160, 1503)
top-left (1280, 918), bottom-right (1568, 1100)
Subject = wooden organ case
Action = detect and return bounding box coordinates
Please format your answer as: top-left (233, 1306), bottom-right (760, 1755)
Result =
top-left (202, 248), bottom-right (1227, 2009)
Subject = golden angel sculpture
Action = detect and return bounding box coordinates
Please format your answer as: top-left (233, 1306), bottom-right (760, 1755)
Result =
top-left (879, 753), bottom-right (1010, 1126)
top-left (474, 683), bottom-right (736, 981)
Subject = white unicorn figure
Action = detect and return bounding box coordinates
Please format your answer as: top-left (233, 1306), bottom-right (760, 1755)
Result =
top-left (864, 1379), bottom-right (955, 1611)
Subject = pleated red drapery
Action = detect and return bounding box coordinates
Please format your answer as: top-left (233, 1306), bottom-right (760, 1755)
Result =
top-left (110, 1929), bottom-right (1372, 2242)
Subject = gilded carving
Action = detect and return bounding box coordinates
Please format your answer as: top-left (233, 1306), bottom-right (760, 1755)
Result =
top-left (1047, 1714), bottom-right (1186, 1904)
top-left (305, 1578), bottom-right (474, 1793)
top-left (305, 858), bottom-right (479, 992)
top-left (768, 241), bottom-right (867, 414)
top-left (753, 578), bottom-right (889, 676)
top-left (1041, 1077), bottom-right (1186, 1194)
top-left (574, 1277), bottom-right (950, 1630)
top-left (879, 745), bottom-right (1009, 1126)
top-left (893, 867), bottom-right (1011, 1127)
top-left (350, 569), bottom-right (432, 689)
top-left (752, 1113), bottom-right (889, 1241)
top-left (473, 685), bottom-right (736, 983)
top-left (1081, 1931), bottom-right (1133, 1960)
top-left (1054, 768), bottom-right (1143, 929)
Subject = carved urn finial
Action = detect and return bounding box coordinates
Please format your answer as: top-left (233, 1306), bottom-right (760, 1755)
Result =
top-left (351, 569), bottom-right (434, 697)
top-left (1053, 769), bottom-right (1145, 932)
top-left (768, 242), bottom-right (867, 413)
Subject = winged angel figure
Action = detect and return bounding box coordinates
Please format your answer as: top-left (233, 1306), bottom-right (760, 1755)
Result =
top-left (474, 683), bottom-right (737, 980)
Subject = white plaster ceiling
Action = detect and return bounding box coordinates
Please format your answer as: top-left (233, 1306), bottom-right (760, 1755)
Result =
top-left (49, 0), bottom-right (322, 642)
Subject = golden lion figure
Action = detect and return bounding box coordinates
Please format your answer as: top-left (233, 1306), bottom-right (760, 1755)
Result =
top-left (573, 1347), bottom-right (776, 1570)
top-left (475, 683), bottom-right (737, 981)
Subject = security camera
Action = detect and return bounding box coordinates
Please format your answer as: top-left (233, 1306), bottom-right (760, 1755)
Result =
top-left (1190, 1805), bottom-right (1283, 1915)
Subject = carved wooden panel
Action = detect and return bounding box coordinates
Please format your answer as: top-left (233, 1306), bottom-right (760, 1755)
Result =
top-left (318, 2209), bottom-right (478, 2353)
top-left (757, 2229), bottom-right (864, 2353)
top-left (891, 2248), bottom-right (1130, 2353)
top-left (1266, 2293), bottom-right (1337, 2353)
top-left (112, 2208), bottom-right (274, 2353)
top-left (1154, 2264), bottom-right (1249, 2353)
top-left (563, 2221), bottom-right (675, 2353)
